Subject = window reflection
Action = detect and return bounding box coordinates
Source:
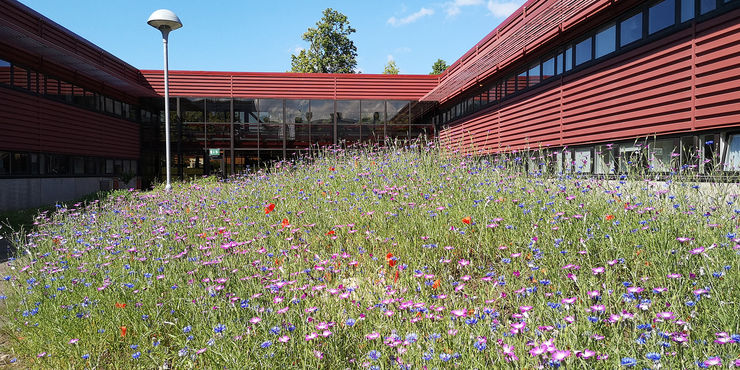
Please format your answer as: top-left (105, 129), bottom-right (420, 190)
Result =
top-left (361, 100), bottom-right (384, 125)
top-left (310, 100), bottom-right (334, 124)
top-left (595, 24), bottom-right (616, 58)
top-left (336, 100), bottom-right (360, 124)
top-left (620, 13), bottom-right (643, 46)
top-left (649, 0), bottom-right (675, 34)
top-left (286, 99), bottom-right (308, 124)
top-left (575, 37), bottom-right (592, 66)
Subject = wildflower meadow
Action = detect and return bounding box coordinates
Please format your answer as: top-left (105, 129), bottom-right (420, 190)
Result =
top-left (1, 142), bottom-right (739, 368)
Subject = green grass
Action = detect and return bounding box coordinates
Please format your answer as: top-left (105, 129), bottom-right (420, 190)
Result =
top-left (0, 142), bottom-right (738, 368)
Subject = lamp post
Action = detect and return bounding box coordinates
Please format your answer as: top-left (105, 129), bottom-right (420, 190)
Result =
top-left (147, 9), bottom-right (182, 191)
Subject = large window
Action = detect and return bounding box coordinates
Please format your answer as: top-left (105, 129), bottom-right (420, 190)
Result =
top-left (724, 134), bottom-right (740, 171)
top-left (206, 98), bottom-right (231, 123)
top-left (649, 0), bottom-right (676, 34)
top-left (595, 24), bottom-right (616, 58)
top-left (575, 37), bottom-right (593, 66)
top-left (336, 100), bottom-right (360, 124)
top-left (681, 0), bottom-right (695, 21)
top-left (0, 59), bottom-right (9, 86)
top-left (620, 13), bottom-right (643, 46)
top-left (258, 99), bottom-right (283, 124)
top-left (286, 100), bottom-right (309, 124)
top-left (387, 101), bottom-right (409, 125)
top-left (310, 100), bottom-right (334, 124)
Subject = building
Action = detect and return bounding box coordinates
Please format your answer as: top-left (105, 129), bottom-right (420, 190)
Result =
top-left (1, 0), bottom-right (739, 211)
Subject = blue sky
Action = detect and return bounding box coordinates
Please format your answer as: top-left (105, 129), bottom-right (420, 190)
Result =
top-left (19, 0), bottom-right (525, 75)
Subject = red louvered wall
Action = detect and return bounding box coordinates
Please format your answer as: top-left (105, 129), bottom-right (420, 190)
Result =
top-left (141, 71), bottom-right (439, 100)
top-left (0, 87), bottom-right (139, 158)
top-left (439, 9), bottom-right (740, 155)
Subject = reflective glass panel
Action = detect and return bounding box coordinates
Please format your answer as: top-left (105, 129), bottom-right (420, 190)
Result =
top-left (206, 98), bottom-right (231, 123)
top-left (565, 48), bottom-right (573, 71)
top-left (724, 134), bottom-right (740, 171)
top-left (0, 152), bottom-right (9, 175)
top-left (309, 100), bottom-right (334, 124)
top-left (285, 99), bottom-right (308, 124)
top-left (234, 99), bottom-right (258, 123)
top-left (0, 59), bottom-right (9, 86)
top-left (595, 24), bottom-right (616, 58)
top-left (681, 0), bottom-right (695, 21)
top-left (700, 0), bottom-right (716, 13)
top-left (12, 65), bottom-right (27, 89)
top-left (575, 37), bottom-right (592, 66)
top-left (542, 57), bottom-right (555, 79)
top-left (336, 100), bottom-right (360, 124)
top-left (528, 63), bottom-right (540, 87)
top-left (258, 99), bottom-right (283, 123)
top-left (517, 70), bottom-right (527, 91)
top-left (649, 0), bottom-right (676, 34)
top-left (181, 98), bottom-right (204, 122)
top-left (387, 101), bottom-right (409, 125)
top-left (620, 13), bottom-right (643, 46)
top-left (361, 100), bottom-right (385, 124)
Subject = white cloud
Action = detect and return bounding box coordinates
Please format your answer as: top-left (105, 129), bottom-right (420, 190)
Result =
top-left (387, 54), bottom-right (395, 62)
top-left (394, 46), bottom-right (412, 54)
top-left (289, 46), bottom-right (304, 55)
top-left (486, 0), bottom-right (524, 17)
top-left (387, 7), bottom-right (435, 26)
top-left (445, 0), bottom-right (484, 17)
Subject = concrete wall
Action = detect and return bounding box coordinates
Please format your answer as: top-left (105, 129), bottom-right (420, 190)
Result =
top-left (0, 177), bottom-right (136, 211)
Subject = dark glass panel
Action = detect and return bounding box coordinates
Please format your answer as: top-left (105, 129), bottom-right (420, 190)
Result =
top-left (30, 153), bottom-right (40, 175)
top-left (73, 87), bottom-right (87, 106)
top-left (180, 98), bottom-right (205, 123)
top-left (260, 124), bottom-right (284, 149)
top-left (565, 48), bottom-right (573, 71)
top-left (681, 0), bottom-right (695, 21)
top-left (311, 124), bottom-right (334, 146)
top-left (48, 154), bottom-right (69, 175)
top-left (287, 124), bottom-right (311, 147)
top-left (233, 150), bottom-right (259, 173)
top-left (234, 99), bottom-right (258, 123)
top-left (260, 150), bottom-right (285, 164)
top-left (85, 157), bottom-right (97, 175)
top-left (309, 100), bottom-right (334, 124)
top-left (620, 13), bottom-right (643, 46)
top-left (234, 124), bottom-right (260, 147)
top-left (528, 63), bottom-right (540, 87)
top-left (361, 100), bottom-right (384, 125)
top-left (363, 125), bottom-right (384, 142)
top-left (336, 100), bottom-right (360, 124)
top-left (286, 99), bottom-right (308, 124)
top-left (206, 124), bottom-right (232, 149)
top-left (542, 57), bottom-right (555, 79)
top-left (575, 37), bottom-right (592, 66)
top-left (105, 97), bottom-right (115, 114)
top-left (11, 153), bottom-right (29, 175)
top-left (60, 81), bottom-right (74, 103)
top-left (0, 152), bottom-right (9, 175)
top-left (700, 0), bottom-right (716, 13)
top-left (72, 156), bottom-right (84, 175)
top-left (504, 75), bottom-right (517, 96)
top-left (0, 59), bottom-right (9, 86)
top-left (649, 0), bottom-right (676, 34)
top-left (517, 70), bottom-right (527, 91)
top-left (488, 84), bottom-right (498, 102)
top-left (12, 65), bottom-right (28, 89)
top-left (28, 71), bottom-right (39, 94)
top-left (341, 125), bottom-right (362, 142)
top-left (387, 100), bottom-right (409, 125)
top-left (595, 24), bottom-right (616, 58)
top-left (114, 100), bottom-right (122, 116)
top-left (206, 98), bottom-right (231, 123)
top-left (258, 99), bottom-right (283, 123)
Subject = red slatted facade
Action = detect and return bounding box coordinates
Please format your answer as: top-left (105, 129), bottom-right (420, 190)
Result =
top-left (439, 5), bottom-right (740, 155)
top-left (0, 87), bottom-right (139, 158)
top-left (141, 71), bottom-right (439, 100)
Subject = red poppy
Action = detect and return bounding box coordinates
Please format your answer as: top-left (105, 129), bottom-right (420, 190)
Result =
top-left (386, 252), bottom-right (394, 259)
top-left (329, 167), bottom-right (335, 171)
top-left (115, 302), bottom-right (126, 309)
top-left (281, 218), bottom-right (290, 228)
top-left (394, 270), bottom-right (399, 283)
top-left (388, 259), bottom-right (397, 267)
top-left (325, 230), bottom-right (335, 236)
top-left (120, 326), bottom-right (127, 337)
top-left (432, 279), bottom-right (441, 289)
top-left (462, 217), bottom-right (472, 225)
top-left (265, 203), bottom-right (276, 214)
top-left (605, 214), bottom-right (614, 221)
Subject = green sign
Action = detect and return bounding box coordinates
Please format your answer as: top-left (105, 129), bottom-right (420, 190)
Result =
top-left (209, 148), bottom-right (220, 156)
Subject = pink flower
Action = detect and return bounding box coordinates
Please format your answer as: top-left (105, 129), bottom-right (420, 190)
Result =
top-left (250, 317), bottom-right (261, 324)
top-left (451, 309), bottom-right (467, 317)
top-left (278, 335), bottom-right (290, 343)
top-left (577, 349), bottom-right (596, 359)
top-left (448, 329), bottom-right (458, 336)
top-left (592, 267), bottom-right (605, 275)
top-left (365, 332), bottom-right (380, 340)
top-left (519, 306), bottom-right (533, 313)
top-left (656, 311), bottom-right (675, 320)
top-left (690, 247), bottom-right (705, 255)
top-left (703, 357), bottom-right (722, 366)
top-left (562, 297), bottom-right (577, 305)
top-left (305, 332), bottom-right (318, 341)
top-left (588, 290), bottom-right (600, 298)
top-left (590, 305), bottom-right (605, 313)
top-left (564, 316), bottom-right (575, 323)
top-left (530, 346), bottom-right (546, 356)
top-left (552, 350), bottom-right (571, 362)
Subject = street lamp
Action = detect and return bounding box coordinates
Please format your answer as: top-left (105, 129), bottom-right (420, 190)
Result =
top-left (147, 9), bottom-right (182, 191)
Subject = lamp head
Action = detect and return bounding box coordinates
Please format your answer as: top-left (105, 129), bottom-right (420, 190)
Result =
top-left (147, 9), bottom-right (182, 31)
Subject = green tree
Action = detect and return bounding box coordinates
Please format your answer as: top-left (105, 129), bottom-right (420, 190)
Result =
top-left (383, 60), bottom-right (399, 75)
top-left (290, 8), bottom-right (358, 73)
top-left (430, 59), bottom-right (448, 75)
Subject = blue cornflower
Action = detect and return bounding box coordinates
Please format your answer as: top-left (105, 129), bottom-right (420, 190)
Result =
top-left (269, 326), bottom-right (281, 335)
top-left (346, 318), bottom-right (356, 327)
top-left (646, 352), bottom-right (661, 361)
top-left (440, 353), bottom-right (452, 362)
top-left (621, 357), bottom-right (637, 367)
top-left (214, 324), bottom-right (226, 334)
top-left (183, 325), bottom-right (192, 333)
top-left (132, 351), bottom-right (141, 359)
top-left (260, 341), bottom-right (272, 348)
top-left (473, 340), bottom-right (487, 351)
top-left (367, 350), bottom-right (380, 361)
top-left (81, 354), bottom-right (90, 360)
top-left (406, 333), bottom-right (418, 343)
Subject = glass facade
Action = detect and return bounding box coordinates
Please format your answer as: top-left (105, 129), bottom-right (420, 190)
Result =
top-left (149, 97), bottom-right (432, 178)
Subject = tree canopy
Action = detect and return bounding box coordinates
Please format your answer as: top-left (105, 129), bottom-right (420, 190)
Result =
top-left (290, 8), bottom-right (358, 74)
top-left (430, 59), bottom-right (448, 75)
top-left (383, 60), bottom-right (399, 75)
